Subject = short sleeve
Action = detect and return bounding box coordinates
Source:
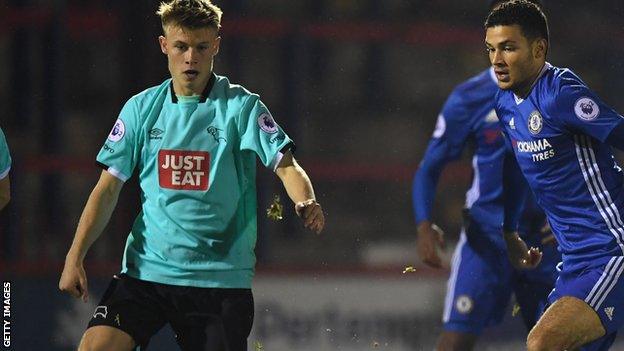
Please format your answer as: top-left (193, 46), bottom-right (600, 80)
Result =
top-left (554, 78), bottom-right (624, 142)
top-left (238, 95), bottom-right (294, 170)
top-left (0, 129), bottom-right (11, 180)
top-left (96, 98), bottom-right (141, 181)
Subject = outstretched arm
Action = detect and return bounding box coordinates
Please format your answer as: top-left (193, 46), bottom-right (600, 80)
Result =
top-left (275, 151), bottom-right (325, 234)
top-left (59, 171), bottom-right (124, 302)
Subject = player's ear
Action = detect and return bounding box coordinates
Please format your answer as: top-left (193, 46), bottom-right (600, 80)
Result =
top-left (533, 38), bottom-right (547, 59)
top-left (159, 35), bottom-right (168, 55)
top-left (213, 36), bottom-right (221, 56)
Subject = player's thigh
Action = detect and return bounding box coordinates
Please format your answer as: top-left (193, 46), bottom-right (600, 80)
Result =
top-left (87, 274), bottom-right (167, 349)
top-left (527, 296), bottom-right (605, 351)
top-left (173, 288), bottom-right (254, 351)
top-left (78, 325), bottom-right (136, 351)
top-left (436, 330), bottom-right (478, 351)
top-left (219, 288), bottom-right (254, 343)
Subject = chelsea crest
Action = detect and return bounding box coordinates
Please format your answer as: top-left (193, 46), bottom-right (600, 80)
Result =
top-left (528, 110), bottom-right (543, 135)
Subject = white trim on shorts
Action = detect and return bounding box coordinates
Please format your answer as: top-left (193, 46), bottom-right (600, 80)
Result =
top-left (443, 230), bottom-right (467, 323)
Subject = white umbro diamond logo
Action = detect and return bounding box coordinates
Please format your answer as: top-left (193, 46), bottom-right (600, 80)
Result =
top-left (605, 307), bottom-right (614, 321)
top-left (509, 117), bottom-right (516, 129)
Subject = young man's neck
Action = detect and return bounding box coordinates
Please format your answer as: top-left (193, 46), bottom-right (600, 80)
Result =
top-left (514, 62), bottom-right (546, 99)
top-left (172, 74), bottom-right (212, 97)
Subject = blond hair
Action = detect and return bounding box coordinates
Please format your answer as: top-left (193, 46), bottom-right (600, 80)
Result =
top-left (157, 0), bottom-right (222, 32)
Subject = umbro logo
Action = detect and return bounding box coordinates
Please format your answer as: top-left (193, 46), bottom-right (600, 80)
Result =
top-left (149, 128), bottom-right (164, 140)
top-left (509, 117), bottom-right (516, 130)
top-left (605, 307), bottom-right (614, 321)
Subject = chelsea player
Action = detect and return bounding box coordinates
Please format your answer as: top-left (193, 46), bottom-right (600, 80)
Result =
top-left (413, 1), bottom-right (559, 349)
top-left (58, 1), bottom-right (325, 350)
top-left (486, 1), bottom-right (624, 349)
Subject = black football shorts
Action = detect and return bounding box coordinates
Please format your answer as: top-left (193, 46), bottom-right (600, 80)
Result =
top-left (87, 274), bottom-right (254, 351)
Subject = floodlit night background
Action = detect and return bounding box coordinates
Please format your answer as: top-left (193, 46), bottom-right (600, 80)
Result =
top-left (1, 0), bottom-right (624, 350)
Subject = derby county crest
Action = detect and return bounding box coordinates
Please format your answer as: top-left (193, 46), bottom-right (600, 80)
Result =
top-left (528, 110), bottom-right (543, 135)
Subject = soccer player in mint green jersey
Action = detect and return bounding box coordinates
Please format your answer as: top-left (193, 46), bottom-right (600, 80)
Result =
top-left (58, 1), bottom-right (325, 350)
top-left (0, 128), bottom-right (11, 210)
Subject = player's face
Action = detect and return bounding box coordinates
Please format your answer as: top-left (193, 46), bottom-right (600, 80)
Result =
top-left (485, 25), bottom-right (546, 96)
top-left (159, 25), bottom-right (221, 96)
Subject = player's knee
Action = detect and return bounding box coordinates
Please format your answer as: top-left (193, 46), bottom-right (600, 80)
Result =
top-left (77, 327), bottom-right (134, 351)
top-left (526, 326), bottom-right (566, 351)
top-left (78, 338), bottom-right (127, 351)
top-left (77, 335), bottom-right (108, 351)
top-left (526, 334), bottom-right (546, 351)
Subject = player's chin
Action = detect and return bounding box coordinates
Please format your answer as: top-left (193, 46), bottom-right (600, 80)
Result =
top-left (497, 80), bottom-right (514, 90)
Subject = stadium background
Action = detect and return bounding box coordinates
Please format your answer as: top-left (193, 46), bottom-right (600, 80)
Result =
top-left (1, 0), bottom-right (624, 349)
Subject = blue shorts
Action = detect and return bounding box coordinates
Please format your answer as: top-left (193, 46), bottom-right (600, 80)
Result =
top-left (548, 257), bottom-right (624, 351)
top-left (443, 223), bottom-right (560, 335)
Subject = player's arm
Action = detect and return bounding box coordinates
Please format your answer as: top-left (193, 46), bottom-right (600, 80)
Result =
top-left (59, 171), bottom-right (124, 302)
top-left (555, 75), bottom-right (624, 150)
top-left (413, 89), bottom-right (473, 268)
top-left (606, 122), bottom-right (624, 151)
top-left (0, 176), bottom-right (9, 210)
top-left (275, 150), bottom-right (324, 234)
top-left (413, 139), bottom-right (452, 268)
top-left (501, 138), bottom-right (542, 269)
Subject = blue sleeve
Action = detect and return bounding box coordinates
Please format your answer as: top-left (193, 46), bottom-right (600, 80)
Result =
top-left (606, 122), bottom-right (624, 151)
top-left (554, 75), bottom-right (624, 143)
top-left (502, 134), bottom-right (529, 232)
top-left (412, 90), bottom-right (473, 224)
top-left (413, 140), bottom-right (450, 224)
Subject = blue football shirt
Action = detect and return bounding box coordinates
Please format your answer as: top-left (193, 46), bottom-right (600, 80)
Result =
top-left (497, 63), bottom-right (624, 266)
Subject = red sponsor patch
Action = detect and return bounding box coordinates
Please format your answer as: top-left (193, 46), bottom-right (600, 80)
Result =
top-left (158, 150), bottom-right (210, 190)
top-left (483, 129), bottom-right (501, 144)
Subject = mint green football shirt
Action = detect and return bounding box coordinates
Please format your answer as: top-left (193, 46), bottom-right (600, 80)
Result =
top-left (0, 128), bottom-right (11, 180)
top-left (96, 74), bottom-right (293, 288)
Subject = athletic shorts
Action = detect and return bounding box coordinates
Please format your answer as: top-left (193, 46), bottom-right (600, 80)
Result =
top-left (548, 257), bottom-right (624, 351)
top-left (87, 274), bottom-right (254, 351)
top-left (442, 221), bottom-right (560, 335)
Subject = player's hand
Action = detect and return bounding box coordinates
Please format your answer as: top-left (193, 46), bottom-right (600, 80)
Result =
top-left (540, 221), bottom-right (557, 246)
top-left (295, 199), bottom-right (325, 234)
top-left (59, 257), bottom-right (89, 303)
top-left (416, 221), bottom-right (446, 268)
top-left (504, 231), bottom-right (542, 269)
